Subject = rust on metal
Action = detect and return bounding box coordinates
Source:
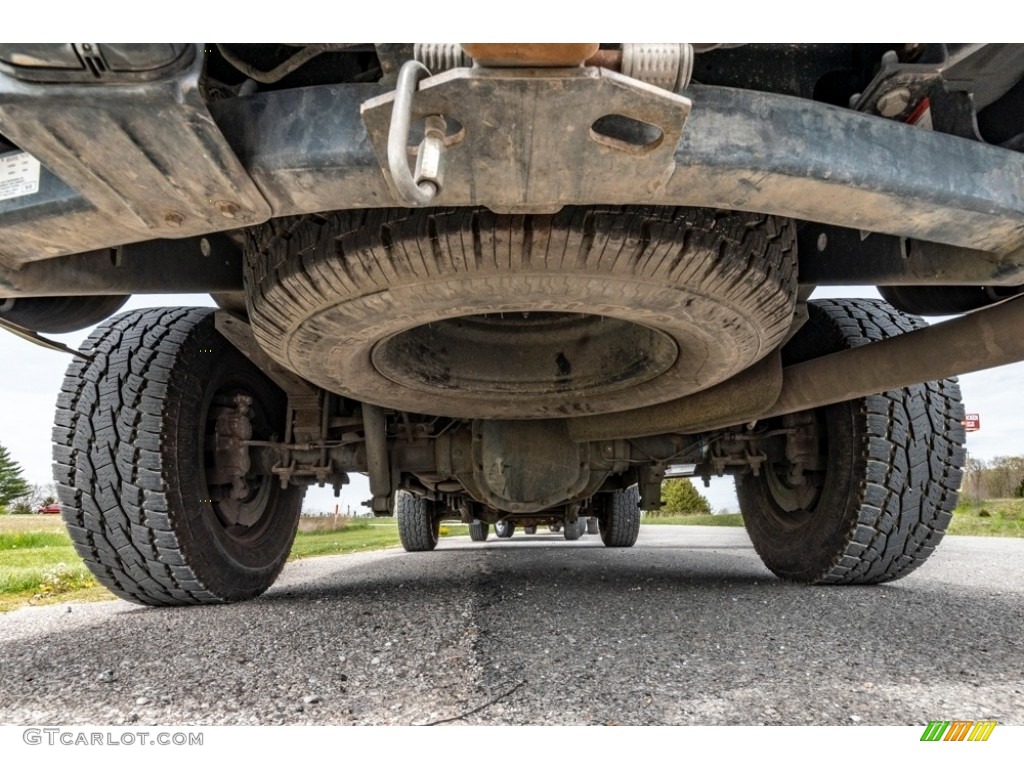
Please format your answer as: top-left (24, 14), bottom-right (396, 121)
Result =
top-left (584, 49), bottom-right (623, 70)
top-left (461, 43), bottom-right (599, 68)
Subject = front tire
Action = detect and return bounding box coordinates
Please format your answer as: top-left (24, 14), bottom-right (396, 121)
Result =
top-left (563, 519), bottom-right (584, 541)
top-left (469, 520), bottom-right (490, 542)
top-left (396, 491), bottom-right (440, 552)
top-left (495, 520), bottom-right (515, 539)
top-left (598, 486), bottom-right (641, 548)
top-left (736, 299), bottom-right (965, 584)
top-left (53, 308), bottom-right (304, 606)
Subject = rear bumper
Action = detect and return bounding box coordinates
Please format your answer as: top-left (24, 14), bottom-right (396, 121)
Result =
top-left (2, 47), bottom-right (1023, 267)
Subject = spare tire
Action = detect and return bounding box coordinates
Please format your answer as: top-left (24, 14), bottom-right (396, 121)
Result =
top-left (245, 207), bottom-right (796, 419)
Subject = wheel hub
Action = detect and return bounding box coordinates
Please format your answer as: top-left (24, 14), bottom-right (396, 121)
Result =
top-left (206, 392), bottom-right (273, 530)
top-left (764, 466), bottom-right (820, 517)
top-left (371, 311), bottom-right (678, 400)
top-left (762, 409), bottom-right (826, 522)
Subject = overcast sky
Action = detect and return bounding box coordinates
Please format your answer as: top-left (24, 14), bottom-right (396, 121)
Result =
top-left (0, 288), bottom-right (1016, 513)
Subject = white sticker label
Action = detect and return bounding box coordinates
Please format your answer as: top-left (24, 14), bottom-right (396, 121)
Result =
top-left (0, 151), bottom-right (41, 201)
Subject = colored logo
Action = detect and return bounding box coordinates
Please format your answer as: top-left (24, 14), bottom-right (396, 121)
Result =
top-left (920, 720), bottom-right (997, 742)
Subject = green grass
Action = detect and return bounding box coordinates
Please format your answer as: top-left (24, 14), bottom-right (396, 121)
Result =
top-left (641, 500), bottom-right (1024, 538)
top-left (2, 497), bottom-right (1021, 611)
top-left (0, 515), bottom-right (66, 533)
top-left (0, 518), bottom-right (102, 611)
top-left (948, 498), bottom-right (1024, 537)
top-left (289, 518), bottom-right (471, 558)
top-left (0, 530), bottom-right (73, 550)
top-left (289, 518), bottom-right (400, 558)
top-left (642, 514), bottom-right (745, 527)
top-left (0, 515), bottom-right (413, 611)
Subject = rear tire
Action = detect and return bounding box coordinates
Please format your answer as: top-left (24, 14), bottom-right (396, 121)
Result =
top-left (495, 520), bottom-right (515, 539)
top-left (53, 308), bottom-right (304, 606)
top-left (599, 486), bottom-right (641, 548)
top-left (736, 299), bottom-right (965, 584)
top-left (586, 517), bottom-right (600, 535)
top-left (524, 525), bottom-right (537, 535)
top-left (396, 491), bottom-right (440, 552)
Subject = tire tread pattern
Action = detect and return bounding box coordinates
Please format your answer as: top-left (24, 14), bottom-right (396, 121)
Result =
top-left (243, 207), bottom-right (797, 415)
top-left (819, 299), bottom-right (964, 584)
top-left (600, 486), bottom-right (641, 548)
top-left (563, 519), bottom-right (584, 541)
top-left (469, 520), bottom-right (489, 542)
top-left (54, 308), bottom-right (223, 606)
top-left (53, 308), bottom-right (302, 605)
top-left (396, 491), bottom-right (438, 552)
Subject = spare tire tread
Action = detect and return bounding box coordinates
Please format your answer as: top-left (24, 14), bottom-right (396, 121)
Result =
top-left (244, 207), bottom-right (796, 418)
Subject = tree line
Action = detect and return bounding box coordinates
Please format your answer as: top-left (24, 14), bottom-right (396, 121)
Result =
top-left (960, 455), bottom-right (1024, 501)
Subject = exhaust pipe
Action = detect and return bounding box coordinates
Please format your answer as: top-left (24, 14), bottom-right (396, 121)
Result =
top-left (762, 295), bottom-right (1024, 420)
top-left (570, 296), bottom-right (1024, 440)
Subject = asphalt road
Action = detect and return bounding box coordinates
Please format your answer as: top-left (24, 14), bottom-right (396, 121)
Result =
top-left (1, 526), bottom-right (1022, 725)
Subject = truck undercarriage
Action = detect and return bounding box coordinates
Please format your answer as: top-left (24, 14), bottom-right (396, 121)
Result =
top-left (1, 43), bottom-right (1020, 604)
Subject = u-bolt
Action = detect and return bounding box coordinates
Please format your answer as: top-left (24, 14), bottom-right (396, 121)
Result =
top-left (388, 60), bottom-right (446, 207)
